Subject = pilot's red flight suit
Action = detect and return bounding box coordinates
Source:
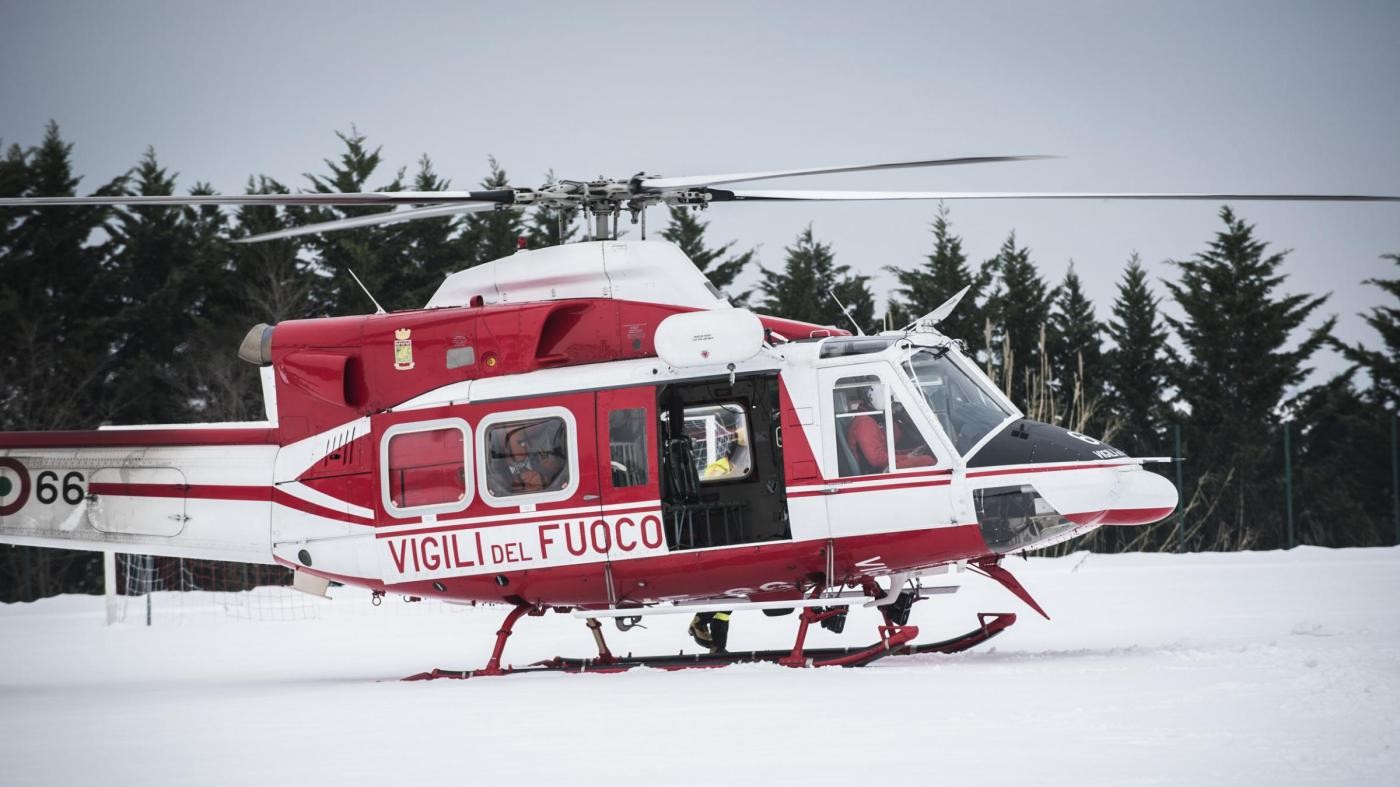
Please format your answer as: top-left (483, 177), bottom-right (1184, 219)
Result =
top-left (846, 415), bottom-right (936, 472)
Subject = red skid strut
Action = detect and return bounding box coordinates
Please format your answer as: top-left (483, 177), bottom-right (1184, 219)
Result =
top-left (584, 617), bottom-right (617, 664)
top-left (479, 603), bottom-right (532, 676)
top-left (972, 559), bottom-right (1050, 620)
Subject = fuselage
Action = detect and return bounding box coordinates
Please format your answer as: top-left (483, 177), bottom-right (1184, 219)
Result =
top-left (0, 241), bottom-right (1177, 609)
top-left (0, 321), bottom-right (1177, 608)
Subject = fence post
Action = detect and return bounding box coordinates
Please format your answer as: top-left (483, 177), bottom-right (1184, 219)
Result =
top-left (1283, 420), bottom-right (1294, 549)
top-left (1173, 422), bottom-right (1184, 553)
top-left (144, 554), bottom-right (154, 627)
top-left (103, 551), bottom-right (119, 626)
top-left (1391, 412), bottom-right (1398, 547)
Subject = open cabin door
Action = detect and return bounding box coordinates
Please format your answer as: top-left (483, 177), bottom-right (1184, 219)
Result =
top-left (654, 373), bottom-right (791, 553)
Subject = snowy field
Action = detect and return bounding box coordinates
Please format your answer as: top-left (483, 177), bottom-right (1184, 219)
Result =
top-left (2, 547), bottom-right (1397, 787)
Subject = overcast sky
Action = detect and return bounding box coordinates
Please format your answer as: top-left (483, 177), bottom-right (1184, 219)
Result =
top-left (2, 0), bottom-right (1397, 383)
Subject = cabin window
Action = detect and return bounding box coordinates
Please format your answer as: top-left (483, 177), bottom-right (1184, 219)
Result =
top-left (661, 403), bottom-right (751, 484)
top-left (832, 375), bottom-right (936, 476)
top-left (478, 407), bottom-right (579, 507)
top-left (380, 419), bottom-right (472, 517)
top-left (609, 408), bottom-right (649, 488)
top-left (902, 347), bottom-right (1015, 455)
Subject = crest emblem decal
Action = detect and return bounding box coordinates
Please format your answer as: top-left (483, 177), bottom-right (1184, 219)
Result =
top-left (393, 328), bottom-right (415, 371)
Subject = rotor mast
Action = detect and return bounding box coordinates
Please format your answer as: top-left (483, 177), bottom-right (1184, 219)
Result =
top-left (552, 177), bottom-right (696, 241)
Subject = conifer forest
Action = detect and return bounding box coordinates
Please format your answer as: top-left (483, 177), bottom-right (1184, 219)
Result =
top-left (2, 123), bottom-right (1396, 601)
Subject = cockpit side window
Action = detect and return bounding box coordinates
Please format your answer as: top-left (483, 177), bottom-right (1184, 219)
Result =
top-left (902, 348), bottom-right (1014, 455)
top-left (832, 374), bottom-right (937, 476)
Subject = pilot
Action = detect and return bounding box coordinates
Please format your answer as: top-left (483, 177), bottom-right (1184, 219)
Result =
top-left (529, 424), bottom-right (566, 488)
top-left (497, 430), bottom-right (546, 493)
top-left (844, 386), bottom-right (935, 472)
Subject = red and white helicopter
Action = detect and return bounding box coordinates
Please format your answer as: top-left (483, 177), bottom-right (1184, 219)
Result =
top-left (1, 155), bottom-right (1395, 678)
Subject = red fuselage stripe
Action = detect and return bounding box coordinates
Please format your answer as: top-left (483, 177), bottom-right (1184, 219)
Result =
top-left (89, 482), bottom-right (269, 501)
top-left (1064, 506), bottom-right (1176, 526)
top-left (815, 468), bottom-right (953, 484)
top-left (795, 461), bottom-right (1131, 495)
top-left (789, 478), bottom-right (953, 498)
top-left (965, 462), bottom-right (1132, 478)
top-left (0, 428), bottom-right (278, 448)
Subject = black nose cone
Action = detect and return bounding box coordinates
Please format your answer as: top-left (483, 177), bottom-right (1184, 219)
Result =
top-left (968, 420), bottom-right (1127, 467)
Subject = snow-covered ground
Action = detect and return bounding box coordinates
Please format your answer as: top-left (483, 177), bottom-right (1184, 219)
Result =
top-left (2, 547), bottom-right (1397, 786)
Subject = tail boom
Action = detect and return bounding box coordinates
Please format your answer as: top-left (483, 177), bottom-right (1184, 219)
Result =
top-left (0, 429), bottom-right (279, 564)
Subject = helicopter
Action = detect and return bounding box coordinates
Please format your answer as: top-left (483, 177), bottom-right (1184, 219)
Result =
top-left (1, 155), bottom-right (1395, 678)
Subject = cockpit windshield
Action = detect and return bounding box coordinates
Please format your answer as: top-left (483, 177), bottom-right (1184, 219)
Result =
top-left (902, 347), bottom-right (1015, 455)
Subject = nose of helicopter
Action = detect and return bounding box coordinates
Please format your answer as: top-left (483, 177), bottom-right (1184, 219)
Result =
top-left (1097, 465), bottom-right (1179, 525)
top-left (967, 418), bottom-right (1179, 529)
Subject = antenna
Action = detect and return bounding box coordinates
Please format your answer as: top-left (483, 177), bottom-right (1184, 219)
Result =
top-left (826, 285), bottom-right (866, 336)
top-left (904, 285), bottom-right (971, 331)
top-left (346, 267), bottom-right (386, 315)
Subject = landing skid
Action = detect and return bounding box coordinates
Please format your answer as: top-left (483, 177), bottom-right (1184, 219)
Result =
top-left (403, 612), bottom-right (1015, 681)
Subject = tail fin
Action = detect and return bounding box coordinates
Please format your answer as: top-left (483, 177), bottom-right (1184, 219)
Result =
top-left (0, 426), bottom-right (278, 564)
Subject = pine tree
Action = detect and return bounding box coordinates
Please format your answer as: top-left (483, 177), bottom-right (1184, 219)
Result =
top-left (295, 129), bottom-right (407, 315)
top-left (1165, 206), bottom-right (1334, 549)
top-left (460, 157), bottom-right (524, 268)
top-left (982, 231), bottom-right (1055, 408)
top-left (758, 225), bottom-right (874, 330)
top-left (104, 147), bottom-right (211, 423)
top-left (0, 122), bottom-right (127, 430)
top-left (884, 204), bottom-right (990, 343)
top-left (176, 181), bottom-right (259, 423)
top-left (179, 174), bottom-right (317, 423)
top-left (0, 142), bottom-right (28, 253)
top-left (230, 175), bottom-right (319, 322)
top-left (1289, 373), bottom-right (1393, 547)
top-left (1104, 252), bottom-right (1170, 456)
top-left (1337, 253), bottom-right (1400, 410)
top-left (387, 155), bottom-right (469, 309)
top-left (1048, 261), bottom-right (1104, 427)
top-left (660, 207), bottom-right (754, 303)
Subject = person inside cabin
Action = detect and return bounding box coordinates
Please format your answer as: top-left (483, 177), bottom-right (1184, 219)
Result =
top-left (527, 422), bottom-right (567, 489)
top-left (498, 430), bottom-right (547, 493)
top-left (843, 386), bottom-right (935, 473)
top-left (702, 423), bottom-right (748, 481)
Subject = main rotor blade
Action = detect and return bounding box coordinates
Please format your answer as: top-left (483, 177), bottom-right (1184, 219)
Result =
top-left (232, 202), bottom-right (505, 244)
top-left (712, 189), bottom-right (1400, 203)
top-left (640, 155), bottom-right (1055, 190)
top-left (0, 190), bottom-right (515, 208)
